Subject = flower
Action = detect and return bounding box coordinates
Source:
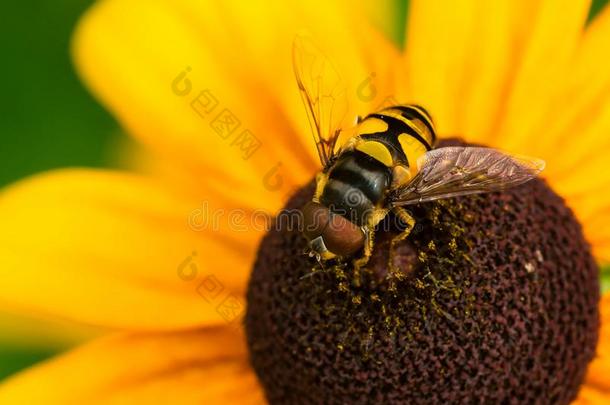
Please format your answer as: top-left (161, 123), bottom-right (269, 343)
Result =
top-left (247, 163), bottom-right (599, 403)
top-left (0, 0), bottom-right (609, 403)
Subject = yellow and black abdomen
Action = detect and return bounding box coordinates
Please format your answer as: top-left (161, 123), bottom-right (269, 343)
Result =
top-left (356, 105), bottom-right (435, 171)
top-left (319, 150), bottom-right (392, 226)
top-left (315, 104), bottom-right (436, 227)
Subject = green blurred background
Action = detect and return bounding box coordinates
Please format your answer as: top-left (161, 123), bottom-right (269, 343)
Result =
top-left (0, 0), bottom-right (608, 383)
top-left (0, 0), bottom-right (119, 189)
top-left (0, 0), bottom-right (119, 380)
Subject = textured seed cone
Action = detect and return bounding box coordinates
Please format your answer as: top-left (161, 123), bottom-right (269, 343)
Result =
top-left (245, 140), bottom-right (599, 404)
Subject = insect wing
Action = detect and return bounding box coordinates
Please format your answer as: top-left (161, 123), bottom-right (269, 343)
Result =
top-left (390, 146), bottom-right (546, 206)
top-left (293, 35), bottom-right (348, 168)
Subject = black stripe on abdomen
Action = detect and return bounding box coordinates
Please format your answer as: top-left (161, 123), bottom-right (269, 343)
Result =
top-left (390, 105), bottom-right (436, 144)
top-left (328, 150), bottom-right (389, 203)
top-left (367, 114), bottom-right (433, 151)
top-left (320, 179), bottom-right (373, 226)
top-left (321, 150), bottom-right (391, 226)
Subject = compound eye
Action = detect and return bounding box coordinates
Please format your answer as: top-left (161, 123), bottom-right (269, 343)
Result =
top-left (322, 212), bottom-right (365, 257)
top-left (302, 202), bottom-right (330, 241)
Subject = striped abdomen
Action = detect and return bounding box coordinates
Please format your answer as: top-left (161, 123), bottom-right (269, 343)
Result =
top-left (316, 104), bottom-right (435, 227)
top-left (354, 104), bottom-right (436, 176)
top-left (319, 150), bottom-right (391, 226)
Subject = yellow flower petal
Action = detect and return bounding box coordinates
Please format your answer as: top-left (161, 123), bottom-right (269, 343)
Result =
top-left (510, 4), bottom-right (610, 168)
top-left (494, 0), bottom-right (591, 149)
top-left (0, 169), bottom-right (256, 330)
top-left (0, 326), bottom-right (263, 404)
top-left (72, 0), bottom-right (398, 209)
top-left (403, 0), bottom-right (590, 145)
top-left (563, 198), bottom-right (610, 262)
top-left (0, 310), bottom-right (100, 349)
top-left (573, 385), bottom-right (610, 404)
top-left (403, 0), bottom-right (515, 137)
top-left (517, 5), bottom-right (610, 263)
top-left (73, 0), bottom-right (312, 209)
top-left (581, 293), bottom-right (610, 392)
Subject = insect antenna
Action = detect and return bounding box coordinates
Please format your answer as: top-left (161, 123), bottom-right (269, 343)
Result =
top-left (300, 253), bottom-right (327, 280)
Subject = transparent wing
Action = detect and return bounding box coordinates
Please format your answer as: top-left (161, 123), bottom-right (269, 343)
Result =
top-left (293, 35), bottom-right (348, 168)
top-left (390, 146), bottom-right (546, 206)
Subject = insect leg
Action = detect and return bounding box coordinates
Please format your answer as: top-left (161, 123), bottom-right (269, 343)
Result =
top-left (352, 227), bottom-right (375, 273)
top-left (388, 207), bottom-right (416, 279)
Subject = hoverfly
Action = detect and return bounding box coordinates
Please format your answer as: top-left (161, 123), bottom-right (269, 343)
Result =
top-left (293, 36), bottom-right (545, 271)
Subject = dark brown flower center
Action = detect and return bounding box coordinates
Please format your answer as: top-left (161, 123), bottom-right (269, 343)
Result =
top-left (245, 140), bottom-right (599, 404)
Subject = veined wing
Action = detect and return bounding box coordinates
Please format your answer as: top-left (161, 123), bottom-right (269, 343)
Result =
top-left (293, 34), bottom-right (348, 168)
top-left (390, 146), bottom-right (545, 206)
